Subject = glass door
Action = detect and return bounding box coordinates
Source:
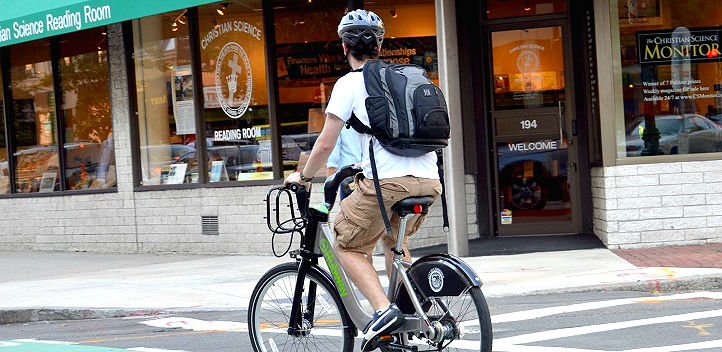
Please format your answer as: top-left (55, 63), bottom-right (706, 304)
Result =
top-left (488, 22), bottom-right (579, 235)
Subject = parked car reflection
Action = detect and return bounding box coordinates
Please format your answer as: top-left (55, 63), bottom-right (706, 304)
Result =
top-left (497, 140), bottom-right (570, 211)
top-left (626, 114), bottom-right (722, 156)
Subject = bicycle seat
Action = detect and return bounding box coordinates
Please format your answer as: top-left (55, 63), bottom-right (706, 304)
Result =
top-left (391, 196), bottom-right (434, 216)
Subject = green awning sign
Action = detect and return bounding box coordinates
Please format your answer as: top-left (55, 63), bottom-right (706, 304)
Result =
top-left (0, 0), bottom-right (219, 47)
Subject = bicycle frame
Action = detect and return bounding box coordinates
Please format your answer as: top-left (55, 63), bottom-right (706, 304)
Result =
top-left (286, 204), bottom-right (429, 336)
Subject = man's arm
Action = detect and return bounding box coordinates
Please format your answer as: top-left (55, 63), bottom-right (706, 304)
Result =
top-left (327, 133), bottom-right (342, 176)
top-left (285, 113), bottom-right (345, 185)
top-left (303, 113), bottom-right (345, 177)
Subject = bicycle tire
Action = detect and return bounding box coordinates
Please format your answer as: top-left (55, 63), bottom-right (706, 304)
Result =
top-left (248, 262), bottom-right (355, 352)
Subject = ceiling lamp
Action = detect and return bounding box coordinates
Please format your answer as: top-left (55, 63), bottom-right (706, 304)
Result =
top-left (524, 0), bottom-right (531, 11)
top-left (389, 8), bottom-right (397, 18)
top-left (217, 3), bottom-right (228, 16)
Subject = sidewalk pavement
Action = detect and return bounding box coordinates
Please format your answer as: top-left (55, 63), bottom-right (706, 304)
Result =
top-left (0, 244), bottom-right (720, 324)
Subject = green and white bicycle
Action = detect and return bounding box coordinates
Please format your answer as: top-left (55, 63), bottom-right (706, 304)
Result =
top-left (248, 165), bottom-right (492, 351)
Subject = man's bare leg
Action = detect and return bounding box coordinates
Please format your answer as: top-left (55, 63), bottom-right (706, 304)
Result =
top-left (336, 246), bottom-right (390, 311)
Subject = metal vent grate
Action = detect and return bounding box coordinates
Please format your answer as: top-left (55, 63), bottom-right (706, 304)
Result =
top-left (201, 216), bottom-right (219, 235)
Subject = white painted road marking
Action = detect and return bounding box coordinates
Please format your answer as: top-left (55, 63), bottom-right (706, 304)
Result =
top-left (136, 291), bottom-right (722, 351)
top-left (493, 291), bottom-right (722, 324)
top-left (140, 317), bottom-right (247, 332)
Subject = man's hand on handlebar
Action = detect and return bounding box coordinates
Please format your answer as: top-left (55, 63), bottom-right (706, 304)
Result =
top-left (284, 171), bottom-right (311, 188)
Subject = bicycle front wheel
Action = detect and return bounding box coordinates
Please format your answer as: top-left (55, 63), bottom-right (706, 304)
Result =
top-left (248, 262), bottom-right (354, 352)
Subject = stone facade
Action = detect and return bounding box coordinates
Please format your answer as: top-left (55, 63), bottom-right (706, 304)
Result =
top-left (0, 24), bottom-right (475, 255)
top-left (592, 160), bottom-right (722, 249)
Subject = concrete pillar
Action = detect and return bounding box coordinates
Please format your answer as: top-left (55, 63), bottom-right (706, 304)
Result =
top-left (435, 0), bottom-right (469, 256)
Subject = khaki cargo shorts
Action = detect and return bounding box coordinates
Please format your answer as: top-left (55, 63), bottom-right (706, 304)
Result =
top-left (333, 175), bottom-right (442, 254)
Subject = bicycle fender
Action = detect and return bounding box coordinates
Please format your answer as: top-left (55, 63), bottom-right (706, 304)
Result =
top-left (395, 254), bottom-right (482, 311)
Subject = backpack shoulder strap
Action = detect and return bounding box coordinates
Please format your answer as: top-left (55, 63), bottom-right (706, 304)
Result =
top-left (347, 112), bottom-right (373, 134)
top-left (436, 150), bottom-right (450, 232)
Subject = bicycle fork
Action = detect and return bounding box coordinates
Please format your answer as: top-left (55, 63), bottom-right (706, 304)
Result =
top-left (287, 213), bottom-right (322, 337)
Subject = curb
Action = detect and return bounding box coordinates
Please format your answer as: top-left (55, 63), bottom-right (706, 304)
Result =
top-left (2, 275), bottom-right (719, 325)
top-left (0, 308), bottom-right (165, 325)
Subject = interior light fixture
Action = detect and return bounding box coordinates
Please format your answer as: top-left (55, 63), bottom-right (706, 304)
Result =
top-left (307, 0), bottom-right (312, 3)
top-left (217, 3), bottom-right (228, 16)
top-left (171, 22), bottom-right (178, 31)
top-left (297, 16), bottom-right (305, 25)
top-left (524, 0), bottom-right (531, 11)
top-left (389, 8), bottom-right (397, 18)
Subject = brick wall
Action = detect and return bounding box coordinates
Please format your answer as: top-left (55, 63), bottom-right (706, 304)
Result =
top-left (592, 160), bottom-right (722, 248)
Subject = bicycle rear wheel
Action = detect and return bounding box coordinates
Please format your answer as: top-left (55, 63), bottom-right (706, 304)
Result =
top-left (388, 287), bottom-right (492, 352)
top-left (248, 262), bottom-right (354, 352)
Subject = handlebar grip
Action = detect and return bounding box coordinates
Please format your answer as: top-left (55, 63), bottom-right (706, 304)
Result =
top-left (286, 183), bottom-right (309, 217)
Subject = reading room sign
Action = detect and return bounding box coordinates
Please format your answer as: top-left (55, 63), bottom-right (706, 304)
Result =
top-left (637, 27), bottom-right (721, 64)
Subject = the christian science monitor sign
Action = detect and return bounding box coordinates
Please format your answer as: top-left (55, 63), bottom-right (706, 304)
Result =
top-left (637, 27), bottom-right (721, 64)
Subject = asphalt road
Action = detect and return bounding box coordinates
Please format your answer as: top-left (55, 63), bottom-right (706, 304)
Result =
top-left (0, 290), bottom-right (720, 352)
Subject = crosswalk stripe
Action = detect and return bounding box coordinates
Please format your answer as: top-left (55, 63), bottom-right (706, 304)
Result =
top-left (492, 291), bottom-right (722, 324)
top-left (495, 309), bottom-right (722, 346)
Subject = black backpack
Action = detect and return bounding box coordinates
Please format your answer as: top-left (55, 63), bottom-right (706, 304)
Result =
top-left (346, 60), bottom-right (451, 236)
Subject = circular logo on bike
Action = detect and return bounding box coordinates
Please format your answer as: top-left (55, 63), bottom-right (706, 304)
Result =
top-left (428, 267), bottom-right (445, 293)
top-left (215, 41), bottom-right (252, 119)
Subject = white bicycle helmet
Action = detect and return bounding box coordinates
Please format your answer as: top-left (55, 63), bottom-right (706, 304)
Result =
top-left (337, 9), bottom-right (385, 47)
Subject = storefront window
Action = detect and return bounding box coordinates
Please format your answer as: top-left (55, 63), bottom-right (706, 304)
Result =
top-left (615, 0), bottom-right (722, 157)
top-left (133, 10), bottom-right (199, 185)
top-left (486, 0), bottom-right (566, 19)
top-left (198, 1), bottom-right (271, 182)
top-left (10, 39), bottom-right (59, 193)
top-left (274, 1), bottom-right (348, 177)
top-left (274, 0), bottom-right (438, 176)
top-left (59, 28), bottom-right (115, 190)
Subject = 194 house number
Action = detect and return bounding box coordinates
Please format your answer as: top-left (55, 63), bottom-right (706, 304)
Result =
top-left (520, 119), bottom-right (538, 129)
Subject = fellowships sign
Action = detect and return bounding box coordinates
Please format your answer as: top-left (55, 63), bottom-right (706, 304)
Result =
top-left (0, 0), bottom-right (218, 47)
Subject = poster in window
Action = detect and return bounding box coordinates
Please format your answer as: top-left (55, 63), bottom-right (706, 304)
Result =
top-left (166, 163), bottom-right (188, 185)
top-left (171, 66), bottom-right (196, 135)
top-left (39, 172), bottom-right (57, 192)
top-left (209, 160), bottom-right (229, 182)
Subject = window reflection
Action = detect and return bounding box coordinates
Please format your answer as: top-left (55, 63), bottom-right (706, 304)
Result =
top-left (0, 68), bottom-right (8, 194)
top-left (10, 39), bottom-right (59, 193)
top-left (497, 139), bottom-right (571, 224)
top-left (59, 27), bottom-right (115, 190)
top-left (617, 0), bottom-right (722, 157)
top-left (274, 0), bottom-right (438, 176)
top-left (133, 10), bottom-right (199, 185)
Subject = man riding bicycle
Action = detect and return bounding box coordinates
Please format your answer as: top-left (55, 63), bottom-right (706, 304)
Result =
top-left (284, 9), bottom-right (442, 351)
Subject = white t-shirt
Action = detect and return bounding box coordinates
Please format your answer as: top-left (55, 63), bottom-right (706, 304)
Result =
top-left (325, 70), bottom-right (439, 180)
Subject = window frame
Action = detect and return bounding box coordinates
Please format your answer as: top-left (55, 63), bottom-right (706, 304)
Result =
top-left (0, 28), bottom-right (117, 197)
